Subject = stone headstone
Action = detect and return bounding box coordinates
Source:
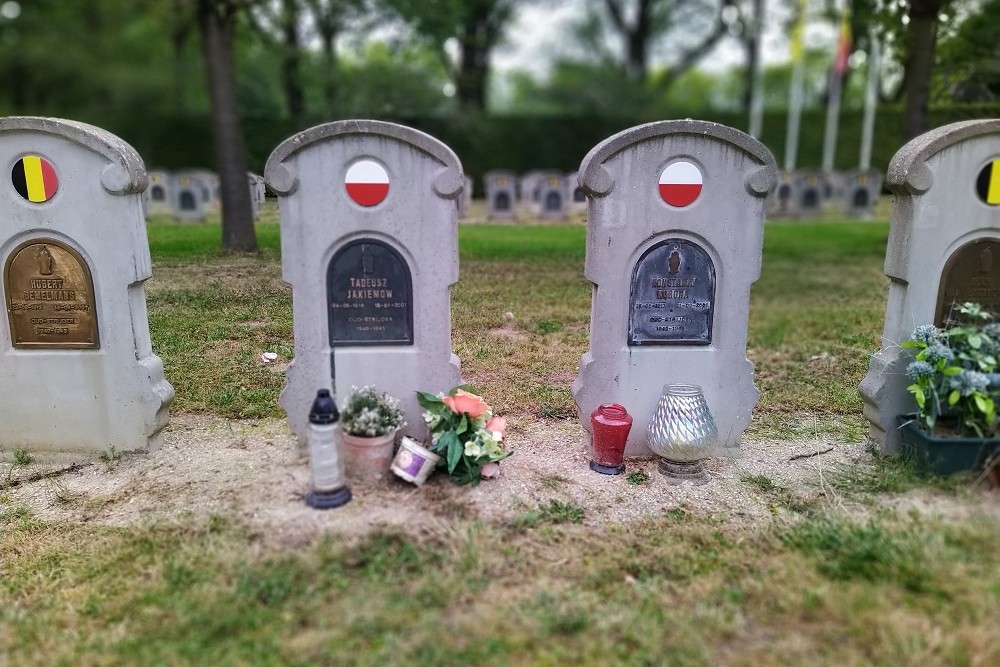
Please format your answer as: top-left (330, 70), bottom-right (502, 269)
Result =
top-left (456, 175), bottom-right (473, 217)
top-left (172, 173), bottom-right (205, 220)
top-left (572, 120), bottom-right (777, 457)
top-left (518, 170), bottom-right (545, 215)
top-left (185, 168), bottom-right (220, 210)
top-left (248, 171), bottom-right (265, 220)
top-left (485, 169), bottom-right (517, 220)
top-left (861, 119), bottom-right (1000, 452)
top-left (0, 117), bottom-right (173, 460)
top-left (768, 171), bottom-right (798, 218)
top-left (843, 168), bottom-right (882, 218)
top-left (145, 169), bottom-right (173, 216)
top-left (536, 171), bottom-right (569, 220)
top-left (265, 120), bottom-right (464, 443)
top-left (795, 170), bottom-right (824, 216)
top-left (567, 170), bottom-right (588, 213)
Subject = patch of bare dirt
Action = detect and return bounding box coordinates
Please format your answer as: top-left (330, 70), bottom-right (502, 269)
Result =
top-left (6, 414), bottom-right (998, 546)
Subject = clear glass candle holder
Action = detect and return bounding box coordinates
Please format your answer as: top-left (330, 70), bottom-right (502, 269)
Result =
top-left (646, 384), bottom-right (717, 485)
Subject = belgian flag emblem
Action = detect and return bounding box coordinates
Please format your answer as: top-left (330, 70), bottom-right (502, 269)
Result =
top-left (977, 159), bottom-right (1000, 206)
top-left (12, 155), bottom-right (58, 203)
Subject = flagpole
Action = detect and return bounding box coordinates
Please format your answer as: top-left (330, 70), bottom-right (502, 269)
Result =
top-left (748, 0), bottom-right (766, 138)
top-left (784, 0), bottom-right (807, 172)
top-left (821, 7), bottom-right (850, 173)
top-left (859, 22), bottom-right (880, 171)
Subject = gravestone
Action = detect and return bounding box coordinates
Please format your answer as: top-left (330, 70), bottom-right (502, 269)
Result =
top-left (0, 117), bottom-right (173, 460)
top-left (861, 119), bottom-right (1000, 452)
top-left (265, 120), bottom-right (464, 443)
top-left (456, 175), bottom-right (473, 217)
top-left (172, 173), bottom-right (205, 220)
top-left (795, 170), bottom-right (824, 216)
top-left (145, 169), bottom-right (173, 216)
top-left (843, 168), bottom-right (882, 218)
top-left (537, 171), bottom-right (568, 220)
top-left (768, 171), bottom-right (798, 217)
top-left (248, 171), bottom-right (265, 220)
top-left (485, 169), bottom-right (517, 220)
top-left (185, 168), bottom-right (220, 209)
top-left (567, 170), bottom-right (588, 213)
top-left (573, 120), bottom-right (777, 457)
top-left (519, 170), bottom-right (545, 215)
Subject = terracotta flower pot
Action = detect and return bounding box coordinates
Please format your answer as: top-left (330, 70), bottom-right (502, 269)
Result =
top-left (339, 429), bottom-right (397, 482)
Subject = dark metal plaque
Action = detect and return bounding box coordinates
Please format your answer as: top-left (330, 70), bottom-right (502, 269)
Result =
top-left (935, 238), bottom-right (1000, 325)
top-left (328, 239), bottom-right (413, 346)
top-left (4, 239), bottom-right (99, 349)
top-left (628, 239), bottom-right (715, 346)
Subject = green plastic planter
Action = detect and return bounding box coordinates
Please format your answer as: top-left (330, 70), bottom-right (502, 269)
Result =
top-left (897, 414), bottom-right (1000, 476)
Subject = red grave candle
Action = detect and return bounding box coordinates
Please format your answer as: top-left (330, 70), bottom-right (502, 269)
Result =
top-left (589, 403), bottom-right (632, 475)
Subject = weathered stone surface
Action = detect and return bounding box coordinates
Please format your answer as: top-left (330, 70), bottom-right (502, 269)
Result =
top-left (265, 120), bottom-right (463, 443)
top-left (861, 119), bottom-right (1000, 452)
top-left (0, 116), bottom-right (173, 460)
top-left (572, 120), bottom-right (777, 457)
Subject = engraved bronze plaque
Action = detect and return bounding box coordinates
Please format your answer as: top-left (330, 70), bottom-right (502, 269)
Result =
top-left (935, 238), bottom-right (1000, 325)
top-left (629, 239), bottom-right (715, 345)
top-left (4, 239), bottom-right (99, 348)
top-left (327, 239), bottom-right (413, 346)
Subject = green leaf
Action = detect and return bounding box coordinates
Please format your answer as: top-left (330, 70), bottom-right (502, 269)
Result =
top-left (901, 341), bottom-right (923, 349)
top-left (968, 334), bottom-right (983, 350)
top-left (416, 391), bottom-right (444, 409)
top-left (949, 389), bottom-right (960, 406)
top-left (913, 387), bottom-right (926, 408)
top-left (441, 431), bottom-right (461, 474)
top-left (975, 394), bottom-right (988, 412)
top-left (456, 414), bottom-right (468, 435)
top-left (942, 366), bottom-right (962, 376)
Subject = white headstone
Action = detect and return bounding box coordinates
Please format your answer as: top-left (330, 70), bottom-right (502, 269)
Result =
top-left (843, 168), bottom-right (882, 218)
top-left (0, 116), bottom-right (173, 460)
top-left (484, 169), bottom-right (517, 220)
top-left (572, 120), bottom-right (777, 457)
top-left (171, 172), bottom-right (206, 221)
top-left (536, 171), bottom-right (569, 221)
top-left (860, 119), bottom-right (1000, 452)
top-left (146, 169), bottom-right (173, 216)
top-left (265, 120), bottom-right (464, 443)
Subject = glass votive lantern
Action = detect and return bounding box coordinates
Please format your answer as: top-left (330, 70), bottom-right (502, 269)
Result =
top-left (646, 384), bottom-right (717, 485)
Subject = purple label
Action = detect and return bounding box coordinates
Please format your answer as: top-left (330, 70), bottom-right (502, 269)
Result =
top-left (394, 448), bottom-right (427, 476)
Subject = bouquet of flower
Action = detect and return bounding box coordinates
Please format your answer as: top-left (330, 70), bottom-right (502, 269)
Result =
top-left (416, 386), bottom-right (511, 485)
top-left (339, 385), bottom-right (405, 437)
top-left (904, 302), bottom-right (1000, 437)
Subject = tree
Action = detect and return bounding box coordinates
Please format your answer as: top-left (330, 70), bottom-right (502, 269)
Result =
top-left (935, 0), bottom-right (1000, 101)
top-left (197, 0), bottom-right (257, 252)
top-left (379, 0), bottom-right (520, 110)
top-left (303, 0), bottom-right (366, 114)
top-left (599, 0), bottom-right (738, 92)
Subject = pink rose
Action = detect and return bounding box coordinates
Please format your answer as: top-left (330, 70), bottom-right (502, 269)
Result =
top-left (480, 462), bottom-right (501, 479)
top-left (485, 416), bottom-right (507, 438)
top-left (442, 389), bottom-right (489, 419)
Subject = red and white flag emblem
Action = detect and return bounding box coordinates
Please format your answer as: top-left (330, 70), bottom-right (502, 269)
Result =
top-left (345, 160), bottom-right (389, 207)
top-left (658, 161), bottom-right (703, 207)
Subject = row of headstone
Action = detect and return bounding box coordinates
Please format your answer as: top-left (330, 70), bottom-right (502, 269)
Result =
top-left (263, 119), bottom-right (775, 455)
top-left (143, 169), bottom-right (265, 221)
top-left (7, 114), bottom-right (996, 470)
top-left (483, 170), bottom-right (586, 221)
top-left (768, 168), bottom-right (883, 219)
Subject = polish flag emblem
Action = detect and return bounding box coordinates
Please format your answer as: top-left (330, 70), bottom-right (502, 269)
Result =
top-left (658, 161), bottom-right (703, 207)
top-left (345, 160), bottom-right (389, 207)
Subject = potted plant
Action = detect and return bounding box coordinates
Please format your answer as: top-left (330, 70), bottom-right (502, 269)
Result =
top-left (900, 302), bottom-right (1000, 475)
top-left (338, 385), bottom-right (405, 481)
top-left (416, 386), bottom-right (511, 485)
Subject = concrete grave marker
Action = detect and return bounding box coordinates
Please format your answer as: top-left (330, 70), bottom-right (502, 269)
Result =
top-left (172, 173), bottom-right (205, 220)
top-left (265, 120), bottom-right (464, 442)
top-left (769, 171), bottom-right (797, 217)
top-left (0, 117), bottom-right (173, 460)
top-left (861, 119), bottom-right (1000, 451)
top-left (537, 171), bottom-right (568, 220)
top-left (456, 175), bottom-right (473, 217)
top-left (795, 170), bottom-right (824, 215)
top-left (843, 168), bottom-right (882, 218)
top-left (145, 170), bottom-right (173, 216)
top-left (485, 169), bottom-right (517, 220)
top-left (248, 171), bottom-right (265, 220)
top-left (568, 171), bottom-right (587, 213)
top-left (572, 120), bottom-right (777, 457)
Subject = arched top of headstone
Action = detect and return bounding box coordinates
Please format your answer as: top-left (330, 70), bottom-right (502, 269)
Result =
top-left (888, 119), bottom-right (1000, 195)
top-left (264, 119), bottom-right (463, 198)
top-left (578, 119), bottom-right (777, 198)
top-left (0, 116), bottom-right (146, 195)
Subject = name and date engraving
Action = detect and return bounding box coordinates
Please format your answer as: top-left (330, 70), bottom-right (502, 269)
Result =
top-left (628, 239), bottom-right (715, 345)
top-left (936, 238), bottom-right (1000, 326)
top-left (327, 239), bottom-right (414, 345)
top-left (4, 239), bottom-right (99, 348)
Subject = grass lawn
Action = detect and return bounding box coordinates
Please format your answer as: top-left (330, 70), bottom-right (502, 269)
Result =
top-left (2, 209), bottom-right (998, 666)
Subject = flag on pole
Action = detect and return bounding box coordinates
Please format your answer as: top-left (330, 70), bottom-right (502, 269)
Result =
top-left (833, 8), bottom-right (852, 76)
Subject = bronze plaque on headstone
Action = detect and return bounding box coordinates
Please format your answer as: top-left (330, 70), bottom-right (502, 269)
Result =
top-left (327, 238), bottom-right (413, 346)
top-left (935, 238), bottom-right (1000, 325)
top-left (628, 239), bottom-right (715, 345)
top-left (4, 239), bottom-right (100, 348)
